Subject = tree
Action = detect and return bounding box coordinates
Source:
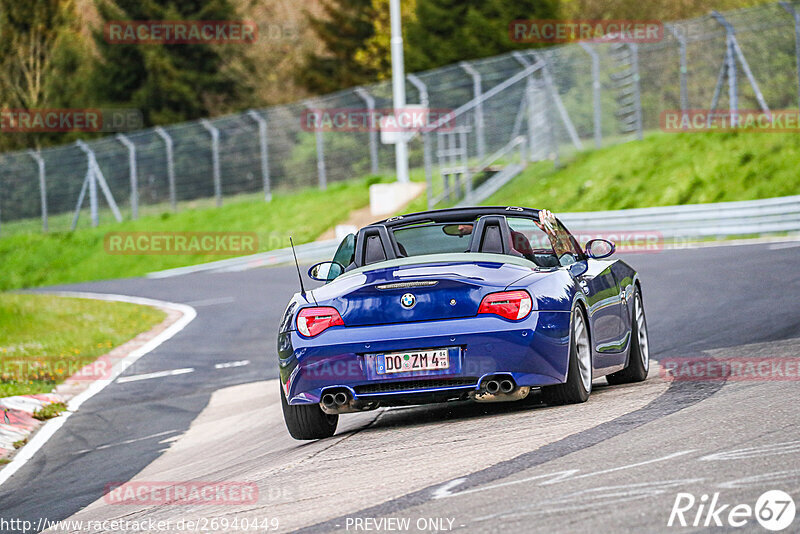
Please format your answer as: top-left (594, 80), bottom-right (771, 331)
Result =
top-left (0, 0), bottom-right (91, 150)
top-left (352, 0), bottom-right (416, 81)
top-left (296, 0), bottom-right (378, 94)
top-left (560, 0), bottom-right (770, 20)
top-left (405, 0), bottom-right (560, 72)
top-left (91, 0), bottom-right (252, 125)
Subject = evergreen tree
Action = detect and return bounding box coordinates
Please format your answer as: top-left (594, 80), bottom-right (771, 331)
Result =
top-left (91, 0), bottom-right (252, 125)
top-left (296, 0), bottom-right (378, 94)
top-left (405, 0), bottom-right (560, 72)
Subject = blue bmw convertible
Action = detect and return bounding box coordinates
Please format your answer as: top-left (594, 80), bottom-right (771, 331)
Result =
top-left (278, 207), bottom-right (649, 440)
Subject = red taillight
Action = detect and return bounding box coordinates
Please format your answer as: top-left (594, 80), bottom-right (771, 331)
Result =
top-left (478, 290), bottom-right (533, 321)
top-left (297, 307), bottom-right (345, 337)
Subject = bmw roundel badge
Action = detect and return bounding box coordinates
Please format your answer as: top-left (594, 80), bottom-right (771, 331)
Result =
top-left (401, 293), bottom-right (416, 309)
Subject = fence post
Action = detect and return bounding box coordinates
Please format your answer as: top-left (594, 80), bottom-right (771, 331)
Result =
top-left (408, 74), bottom-right (433, 209)
top-left (461, 128), bottom-right (472, 204)
top-left (459, 61), bottom-right (486, 160)
top-left (201, 119), bottom-right (222, 207)
top-left (354, 87), bottom-right (379, 175)
top-left (710, 11), bottom-right (769, 117)
top-left (630, 43), bottom-right (644, 140)
top-left (247, 110), bottom-right (272, 202)
top-left (28, 150), bottom-right (48, 232)
top-left (533, 51), bottom-right (584, 150)
top-left (781, 1), bottom-right (800, 111)
top-left (579, 43), bottom-right (602, 149)
top-left (511, 52), bottom-right (537, 161)
top-left (116, 134), bottom-right (138, 219)
top-left (666, 24), bottom-right (689, 122)
top-left (304, 102), bottom-right (327, 190)
top-left (154, 127), bottom-right (177, 211)
top-left (75, 140), bottom-right (123, 227)
top-left (76, 141), bottom-right (99, 227)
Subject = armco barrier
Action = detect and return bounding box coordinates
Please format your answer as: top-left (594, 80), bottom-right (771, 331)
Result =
top-left (146, 195), bottom-right (800, 278)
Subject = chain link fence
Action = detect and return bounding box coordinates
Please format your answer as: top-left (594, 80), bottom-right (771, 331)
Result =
top-left (1, 2), bottom-right (799, 235)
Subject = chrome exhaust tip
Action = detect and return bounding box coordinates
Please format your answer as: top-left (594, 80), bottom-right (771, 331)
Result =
top-left (499, 379), bottom-right (515, 394)
top-left (321, 393), bottom-right (337, 409)
top-left (334, 392), bottom-right (348, 406)
top-left (485, 380), bottom-right (500, 394)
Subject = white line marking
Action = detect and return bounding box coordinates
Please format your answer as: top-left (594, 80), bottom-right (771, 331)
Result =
top-left (431, 478), bottom-right (467, 499)
top-left (699, 440), bottom-right (800, 461)
top-left (545, 449), bottom-right (697, 484)
top-left (72, 430), bottom-right (179, 454)
top-left (0, 292), bottom-right (196, 489)
top-left (116, 367), bottom-right (194, 384)
top-left (768, 242), bottom-right (800, 250)
top-left (184, 296), bottom-right (235, 307)
top-left (214, 360), bottom-right (250, 369)
top-left (436, 450), bottom-right (695, 499)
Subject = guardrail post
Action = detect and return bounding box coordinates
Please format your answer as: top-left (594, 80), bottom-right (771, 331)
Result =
top-left (201, 119), bottom-right (222, 207)
top-left (408, 74), bottom-right (434, 209)
top-left (28, 150), bottom-right (48, 232)
top-left (579, 43), bottom-right (603, 148)
top-left (304, 102), bottom-right (327, 191)
top-left (116, 134), bottom-right (138, 219)
top-left (247, 110), bottom-right (272, 202)
top-left (781, 1), bottom-right (800, 111)
top-left (460, 62), bottom-right (486, 160)
top-left (666, 24), bottom-right (690, 123)
top-left (155, 127), bottom-right (177, 211)
top-left (354, 87), bottom-right (379, 175)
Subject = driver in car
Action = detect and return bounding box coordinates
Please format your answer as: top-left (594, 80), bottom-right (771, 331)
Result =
top-left (455, 209), bottom-right (573, 261)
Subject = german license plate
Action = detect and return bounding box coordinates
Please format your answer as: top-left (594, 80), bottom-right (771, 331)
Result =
top-left (376, 349), bottom-right (450, 375)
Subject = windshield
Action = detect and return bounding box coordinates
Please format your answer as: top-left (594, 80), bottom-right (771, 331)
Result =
top-left (390, 216), bottom-right (576, 268)
top-left (392, 223), bottom-right (474, 257)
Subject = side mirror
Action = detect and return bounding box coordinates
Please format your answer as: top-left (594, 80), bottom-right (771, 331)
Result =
top-left (568, 261), bottom-right (588, 277)
top-left (585, 239), bottom-right (615, 259)
top-left (308, 261), bottom-right (345, 282)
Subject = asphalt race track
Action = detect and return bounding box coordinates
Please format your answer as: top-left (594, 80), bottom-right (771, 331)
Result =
top-left (1, 241), bottom-right (799, 533)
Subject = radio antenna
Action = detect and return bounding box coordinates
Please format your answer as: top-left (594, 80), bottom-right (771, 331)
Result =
top-left (290, 237), bottom-right (307, 299)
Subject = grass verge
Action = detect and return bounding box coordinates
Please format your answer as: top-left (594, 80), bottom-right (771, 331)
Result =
top-left (0, 294), bottom-right (166, 397)
top-left (33, 402), bottom-right (68, 420)
top-left (0, 178), bottom-right (381, 291)
top-left (484, 131), bottom-right (800, 210)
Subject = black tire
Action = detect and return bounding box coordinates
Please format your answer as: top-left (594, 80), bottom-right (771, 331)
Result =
top-left (541, 305), bottom-right (592, 405)
top-left (280, 385), bottom-right (338, 440)
top-left (606, 288), bottom-right (649, 385)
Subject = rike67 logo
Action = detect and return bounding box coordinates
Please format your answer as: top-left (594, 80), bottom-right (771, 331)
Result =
top-left (668, 490), bottom-right (796, 531)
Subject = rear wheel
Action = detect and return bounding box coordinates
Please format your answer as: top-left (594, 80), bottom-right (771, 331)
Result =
top-left (541, 305), bottom-right (592, 405)
top-left (606, 288), bottom-right (649, 385)
top-left (280, 384), bottom-right (338, 440)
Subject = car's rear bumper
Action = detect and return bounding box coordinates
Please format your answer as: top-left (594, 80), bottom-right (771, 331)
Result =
top-left (280, 311), bottom-right (572, 405)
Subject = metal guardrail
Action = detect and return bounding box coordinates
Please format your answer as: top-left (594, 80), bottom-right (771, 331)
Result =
top-left (146, 238), bottom-right (340, 279)
top-left (147, 195), bottom-right (800, 278)
top-left (559, 195), bottom-right (800, 238)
